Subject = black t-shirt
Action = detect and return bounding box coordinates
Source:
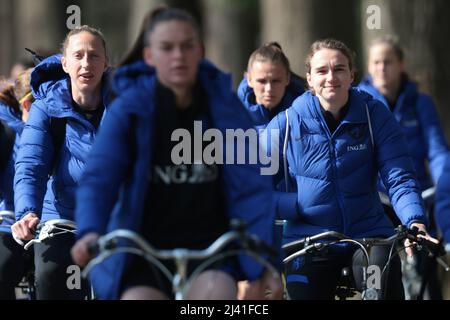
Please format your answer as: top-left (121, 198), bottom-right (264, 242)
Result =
top-left (141, 81), bottom-right (228, 249)
top-left (72, 99), bottom-right (104, 130)
top-left (0, 120), bottom-right (15, 171)
top-left (321, 103), bottom-right (349, 134)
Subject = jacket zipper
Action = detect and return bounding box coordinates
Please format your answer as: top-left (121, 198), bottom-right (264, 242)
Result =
top-left (323, 120), bottom-right (347, 234)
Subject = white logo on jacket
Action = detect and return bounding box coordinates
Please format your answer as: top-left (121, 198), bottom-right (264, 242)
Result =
top-left (347, 144), bottom-right (368, 152)
top-left (402, 119), bottom-right (419, 128)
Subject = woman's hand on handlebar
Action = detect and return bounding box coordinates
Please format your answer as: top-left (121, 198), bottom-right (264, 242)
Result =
top-left (71, 232), bottom-right (100, 267)
top-left (404, 222), bottom-right (439, 257)
top-left (11, 212), bottom-right (40, 241)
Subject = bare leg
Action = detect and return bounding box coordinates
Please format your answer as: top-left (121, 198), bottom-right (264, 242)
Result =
top-left (121, 285), bottom-right (169, 300)
top-left (186, 270), bottom-right (236, 300)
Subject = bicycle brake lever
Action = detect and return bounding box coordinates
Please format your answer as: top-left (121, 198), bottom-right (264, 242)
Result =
top-left (87, 241), bottom-right (100, 256)
top-left (306, 242), bottom-right (325, 253)
top-left (436, 257), bottom-right (450, 272)
top-left (24, 239), bottom-right (40, 250)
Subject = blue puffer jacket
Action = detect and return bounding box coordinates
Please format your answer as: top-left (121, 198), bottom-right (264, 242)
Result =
top-left (14, 54), bottom-right (112, 223)
top-left (237, 74), bottom-right (305, 130)
top-left (436, 155), bottom-right (450, 242)
top-left (359, 77), bottom-right (449, 191)
top-left (75, 60), bottom-right (276, 300)
top-left (265, 88), bottom-right (426, 242)
top-left (0, 102), bottom-right (24, 135)
top-left (0, 103), bottom-right (23, 232)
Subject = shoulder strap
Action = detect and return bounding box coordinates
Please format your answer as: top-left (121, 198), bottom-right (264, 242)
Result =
top-left (365, 104), bottom-right (374, 151)
top-left (49, 117), bottom-right (67, 173)
top-left (283, 110), bottom-right (291, 192)
top-left (0, 120), bottom-right (15, 171)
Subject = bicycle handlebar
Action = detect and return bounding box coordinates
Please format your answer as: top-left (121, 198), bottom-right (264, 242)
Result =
top-left (282, 225), bottom-right (448, 271)
top-left (23, 219), bottom-right (77, 250)
top-left (83, 225), bottom-right (278, 279)
top-left (0, 211), bottom-right (15, 224)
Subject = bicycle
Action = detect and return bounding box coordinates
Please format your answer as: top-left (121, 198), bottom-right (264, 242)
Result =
top-left (0, 210), bottom-right (36, 299)
top-left (282, 225), bottom-right (448, 300)
top-left (12, 218), bottom-right (94, 300)
top-left (83, 220), bottom-right (281, 300)
top-left (380, 186), bottom-right (443, 300)
top-left (22, 219), bottom-right (77, 250)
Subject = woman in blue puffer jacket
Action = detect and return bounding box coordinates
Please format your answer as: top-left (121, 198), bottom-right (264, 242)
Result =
top-left (11, 25), bottom-right (112, 300)
top-left (0, 70), bottom-right (35, 299)
top-left (238, 42), bottom-right (305, 131)
top-left (71, 7), bottom-right (280, 300)
top-left (0, 82), bottom-right (24, 212)
top-left (359, 36), bottom-right (449, 299)
top-left (0, 69), bottom-right (34, 213)
top-left (359, 36), bottom-right (448, 193)
top-left (265, 39), bottom-right (435, 300)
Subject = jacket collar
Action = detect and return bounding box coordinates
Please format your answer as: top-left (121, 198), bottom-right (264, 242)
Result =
top-left (295, 88), bottom-right (372, 125)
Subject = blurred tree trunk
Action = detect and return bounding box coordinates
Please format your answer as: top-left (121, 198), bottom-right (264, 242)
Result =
top-left (260, 0), bottom-right (361, 77)
top-left (361, 0), bottom-right (450, 140)
top-left (127, 0), bottom-right (163, 49)
top-left (201, 0), bottom-right (259, 87)
top-left (167, 0), bottom-right (202, 28)
top-left (14, 0), bottom-right (64, 57)
top-left (260, 0), bottom-right (313, 77)
top-left (0, 0), bottom-right (14, 76)
top-left (74, 0), bottom-right (130, 65)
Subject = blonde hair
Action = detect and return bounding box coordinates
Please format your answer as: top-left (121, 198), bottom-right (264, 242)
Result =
top-left (247, 42), bottom-right (291, 75)
top-left (61, 25), bottom-right (107, 58)
top-left (369, 35), bottom-right (404, 61)
top-left (14, 68), bottom-right (34, 104)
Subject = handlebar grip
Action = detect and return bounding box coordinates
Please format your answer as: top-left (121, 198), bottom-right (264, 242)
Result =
top-left (230, 219), bottom-right (247, 233)
top-left (12, 231), bottom-right (25, 247)
top-left (87, 241), bottom-right (100, 256)
top-left (243, 234), bottom-right (279, 259)
top-left (405, 226), bottom-right (445, 257)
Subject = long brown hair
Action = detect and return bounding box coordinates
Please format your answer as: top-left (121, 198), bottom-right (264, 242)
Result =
top-left (0, 78), bottom-right (20, 113)
top-left (14, 68), bottom-right (34, 105)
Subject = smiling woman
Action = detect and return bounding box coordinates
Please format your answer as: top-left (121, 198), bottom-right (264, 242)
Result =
top-left (265, 38), bottom-right (435, 300)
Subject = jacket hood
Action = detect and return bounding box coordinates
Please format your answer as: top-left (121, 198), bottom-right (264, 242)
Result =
top-left (359, 75), bottom-right (419, 104)
top-left (112, 60), bottom-right (155, 93)
top-left (291, 87), bottom-right (376, 125)
top-left (30, 54), bottom-right (113, 116)
top-left (238, 73), bottom-right (305, 109)
top-left (238, 73), bottom-right (305, 128)
top-left (293, 87), bottom-right (374, 109)
top-left (30, 54), bottom-right (68, 100)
